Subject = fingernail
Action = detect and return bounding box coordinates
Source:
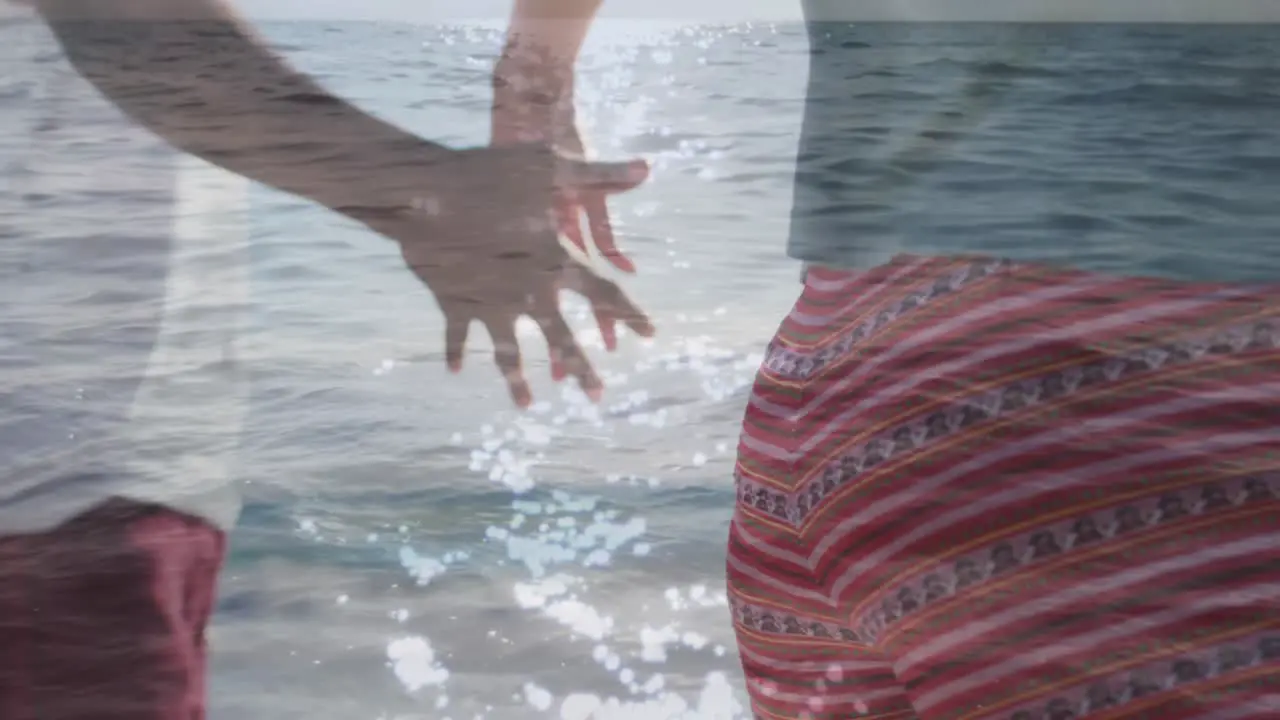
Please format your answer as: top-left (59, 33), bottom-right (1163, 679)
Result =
top-left (551, 361), bottom-right (565, 381)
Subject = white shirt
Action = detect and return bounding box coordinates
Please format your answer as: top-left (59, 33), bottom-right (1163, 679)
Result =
top-left (1, 7), bottom-right (248, 534)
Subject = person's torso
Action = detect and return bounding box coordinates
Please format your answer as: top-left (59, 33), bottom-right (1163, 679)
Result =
top-left (0, 9), bottom-right (248, 532)
top-left (793, 1), bottom-right (1280, 282)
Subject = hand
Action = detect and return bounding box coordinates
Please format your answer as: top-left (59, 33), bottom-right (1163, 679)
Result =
top-left (377, 143), bottom-right (654, 408)
top-left (491, 41), bottom-right (637, 278)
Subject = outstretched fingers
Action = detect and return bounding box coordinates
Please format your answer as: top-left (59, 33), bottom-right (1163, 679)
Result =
top-left (485, 320), bottom-right (531, 408)
top-left (445, 316), bottom-right (471, 373)
top-left (555, 199), bottom-right (586, 255)
top-left (583, 194), bottom-right (635, 274)
top-left (550, 153), bottom-right (645, 272)
top-left (556, 156), bottom-right (649, 198)
top-left (531, 293), bottom-right (603, 402)
top-left (565, 264), bottom-right (655, 342)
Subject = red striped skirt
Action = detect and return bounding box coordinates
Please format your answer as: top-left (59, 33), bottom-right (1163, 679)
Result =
top-left (728, 254), bottom-right (1280, 720)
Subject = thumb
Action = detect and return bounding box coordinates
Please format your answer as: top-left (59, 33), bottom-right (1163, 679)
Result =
top-left (556, 157), bottom-right (649, 196)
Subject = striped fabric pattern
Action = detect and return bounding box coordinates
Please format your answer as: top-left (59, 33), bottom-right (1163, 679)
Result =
top-left (727, 255), bottom-right (1280, 720)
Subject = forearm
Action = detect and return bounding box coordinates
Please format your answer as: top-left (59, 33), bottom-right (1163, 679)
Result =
top-left (33, 0), bottom-right (449, 223)
top-left (494, 0), bottom-right (602, 128)
top-left (506, 0), bottom-right (602, 62)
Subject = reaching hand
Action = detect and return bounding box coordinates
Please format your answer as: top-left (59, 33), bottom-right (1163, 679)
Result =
top-left (491, 42), bottom-right (636, 278)
top-left (372, 143), bottom-right (654, 409)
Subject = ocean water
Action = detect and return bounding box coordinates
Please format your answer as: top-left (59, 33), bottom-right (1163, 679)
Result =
top-left (4, 17), bottom-right (1280, 720)
top-left (214, 20), bottom-right (808, 720)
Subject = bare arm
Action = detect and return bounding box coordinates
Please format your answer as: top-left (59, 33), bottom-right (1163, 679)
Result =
top-left (496, 0), bottom-right (604, 99)
top-left (493, 0), bottom-right (636, 273)
top-left (493, 0), bottom-right (603, 143)
top-left (504, 0), bottom-right (603, 65)
top-left (31, 0), bottom-right (449, 224)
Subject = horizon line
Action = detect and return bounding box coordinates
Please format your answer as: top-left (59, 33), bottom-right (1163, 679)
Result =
top-left (247, 17), bottom-right (1280, 25)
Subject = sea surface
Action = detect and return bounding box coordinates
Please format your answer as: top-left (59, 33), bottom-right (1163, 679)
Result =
top-left (4, 17), bottom-right (1280, 720)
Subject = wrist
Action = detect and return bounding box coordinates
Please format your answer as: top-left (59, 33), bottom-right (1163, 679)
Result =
top-left (494, 34), bottom-right (576, 100)
top-left (501, 16), bottom-right (589, 64)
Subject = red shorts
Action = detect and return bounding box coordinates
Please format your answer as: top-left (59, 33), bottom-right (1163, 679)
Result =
top-left (0, 498), bottom-right (226, 720)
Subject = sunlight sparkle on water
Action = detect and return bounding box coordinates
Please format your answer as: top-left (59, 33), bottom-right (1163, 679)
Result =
top-left (365, 192), bottom-right (761, 714)
top-left (386, 636), bottom-right (449, 692)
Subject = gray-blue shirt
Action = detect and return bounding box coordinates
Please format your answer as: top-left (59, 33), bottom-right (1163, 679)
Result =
top-left (789, 15), bottom-right (1280, 283)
